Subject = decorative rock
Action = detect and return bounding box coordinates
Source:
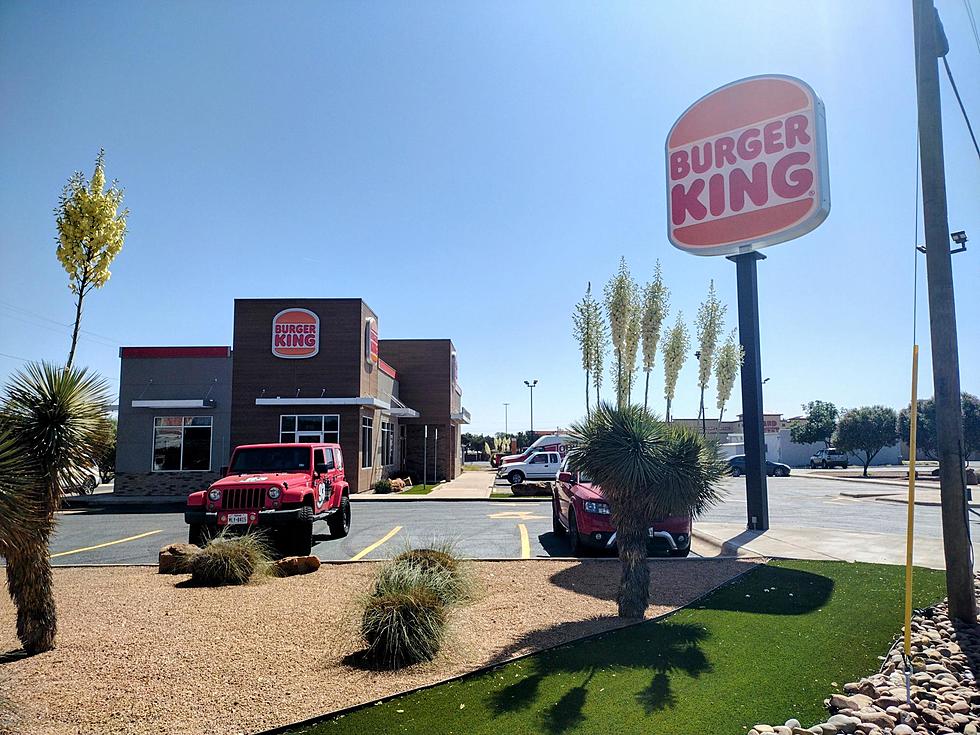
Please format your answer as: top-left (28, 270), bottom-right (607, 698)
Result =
top-left (752, 726), bottom-right (774, 733)
top-left (158, 543), bottom-right (200, 574)
top-left (785, 720), bottom-right (801, 729)
top-left (273, 555), bottom-right (321, 576)
top-left (856, 711), bottom-right (894, 729)
top-left (829, 694), bottom-right (872, 712)
top-left (892, 725), bottom-right (914, 735)
top-left (826, 714), bottom-right (859, 734)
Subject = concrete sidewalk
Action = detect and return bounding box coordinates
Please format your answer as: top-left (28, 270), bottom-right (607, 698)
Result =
top-left (425, 470), bottom-right (493, 499)
top-left (692, 521), bottom-right (979, 570)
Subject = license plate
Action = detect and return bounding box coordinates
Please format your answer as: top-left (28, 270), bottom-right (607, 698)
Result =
top-left (227, 513), bottom-right (249, 526)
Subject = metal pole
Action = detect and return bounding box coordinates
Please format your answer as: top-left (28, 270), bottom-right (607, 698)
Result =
top-left (423, 424), bottom-right (428, 489)
top-left (912, 0), bottom-right (976, 622)
top-left (727, 251), bottom-right (769, 531)
top-left (529, 385), bottom-right (534, 435)
top-left (434, 427), bottom-right (439, 483)
top-left (504, 403), bottom-right (509, 435)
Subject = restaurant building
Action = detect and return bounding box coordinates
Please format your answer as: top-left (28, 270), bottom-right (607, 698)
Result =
top-left (114, 298), bottom-right (469, 497)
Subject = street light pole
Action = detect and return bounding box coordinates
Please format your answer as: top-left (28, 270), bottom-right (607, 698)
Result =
top-left (503, 403), bottom-right (510, 435)
top-left (524, 380), bottom-right (537, 435)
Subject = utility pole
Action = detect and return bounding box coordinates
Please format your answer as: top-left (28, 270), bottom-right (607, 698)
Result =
top-left (912, 0), bottom-right (976, 622)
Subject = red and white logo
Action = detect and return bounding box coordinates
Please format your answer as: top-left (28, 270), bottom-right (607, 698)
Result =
top-left (272, 308), bottom-right (319, 359)
top-left (365, 317), bottom-right (379, 366)
top-left (666, 75), bottom-right (830, 256)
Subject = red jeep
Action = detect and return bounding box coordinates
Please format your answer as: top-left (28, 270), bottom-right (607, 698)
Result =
top-left (553, 461), bottom-right (692, 557)
top-left (185, 443), bottom-right (350, 555)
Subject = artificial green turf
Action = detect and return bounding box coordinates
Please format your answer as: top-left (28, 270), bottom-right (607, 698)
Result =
top-left (291, 561), bottom-right (946, 735)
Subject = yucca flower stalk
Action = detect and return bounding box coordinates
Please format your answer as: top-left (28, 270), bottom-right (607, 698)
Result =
top-left (572, 283), bottom-right (604, 414)
top-left (640, 261), bottom-right (669, 410)
top-left (55, 150), bottom-right (128, 369)
top-left (590, 306), bottom-right (608, 411)
top-left (662, 313), bottom-right (689, 422)
top-left (622, 291), bottom-right (642, 404)
top-left (604, 258), bottom-right (635, 407)
top-left (695, 281), bottom-right (726, 435)
top-left (714, 329), bottom-right (744, 427)
top-left (568, 403), bottom-right (727, 617)
top-left (0, 362), bottom-right (110, 653)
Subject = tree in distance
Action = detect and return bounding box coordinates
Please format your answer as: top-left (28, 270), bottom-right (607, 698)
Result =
top-left (834, 405), bottom-right (899, 478)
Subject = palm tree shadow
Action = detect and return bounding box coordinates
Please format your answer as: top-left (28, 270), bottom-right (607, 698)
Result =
top-left (486, 620), bottom-right (711, 733)
top-left (0, 649), bottom-right (32, 664)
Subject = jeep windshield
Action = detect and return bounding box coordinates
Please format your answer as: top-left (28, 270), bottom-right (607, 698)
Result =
top-left (230, 447), bottom-right (311, 474)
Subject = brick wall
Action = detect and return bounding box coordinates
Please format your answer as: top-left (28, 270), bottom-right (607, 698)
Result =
top-left (114, 471), bottom-right (218, 497)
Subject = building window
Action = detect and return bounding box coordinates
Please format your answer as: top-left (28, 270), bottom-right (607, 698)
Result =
top-left (361, 416), bottom-right (374, 468)
top-left (399, 424), bottom-right (407, 468)
top-left (280, 414), bottom-right (339, 444)
top-left (381, 421), bottom-right (394, 466)
top-left (153, 416), bottom-right (212, 471)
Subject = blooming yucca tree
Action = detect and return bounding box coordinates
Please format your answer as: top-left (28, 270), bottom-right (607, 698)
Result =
top-left (662, 313), bottom-right (690, 422)
top-left (572, 283), bottom-right (605, 413)
top-left (714, 329), bottom-right (744, 426)
top-left (0, 362), bottom-right (109, 653)
top-left (55, 149), bottom-right (128, 369)
top-left (604, 258), bottom-right (638, 407)
top-left (640, 262), bottom-right (669, 410)
top-left (695, 281), bottom-right (726, 435)
top-left (567, 403), bottom-right (727, 617)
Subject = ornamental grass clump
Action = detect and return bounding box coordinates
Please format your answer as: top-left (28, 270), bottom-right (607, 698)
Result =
top-left (382, 550), bottom-right (471, 605)
top-left (361, 587), bottom-right (447, 668)
top-left (189, 531), bottom-right (272, 587)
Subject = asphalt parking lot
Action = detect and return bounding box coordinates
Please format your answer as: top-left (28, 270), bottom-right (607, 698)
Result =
top-left (48, 475), bottom-right (979, 565)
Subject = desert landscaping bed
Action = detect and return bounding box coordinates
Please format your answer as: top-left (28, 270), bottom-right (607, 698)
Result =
top-left (0, 558), bottom-right (755, 735)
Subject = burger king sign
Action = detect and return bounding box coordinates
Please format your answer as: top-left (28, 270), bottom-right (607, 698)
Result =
top-left (272, 308), bottom-right (319, 359)
top-left (666, 75), bottom-right (829, 256)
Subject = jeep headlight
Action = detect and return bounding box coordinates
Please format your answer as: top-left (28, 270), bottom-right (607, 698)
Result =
top-left (267, 486), bottom-right (281, 500)
top-left (208, 488), bottom-right (221, 502)
top-left (584, 501), bottom-right (610, 515)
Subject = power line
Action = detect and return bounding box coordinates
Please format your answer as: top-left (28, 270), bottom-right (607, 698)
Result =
top-left (964, 0), bottom-right (980, 58)
top-left (941, 56), bottom-right (980, 161)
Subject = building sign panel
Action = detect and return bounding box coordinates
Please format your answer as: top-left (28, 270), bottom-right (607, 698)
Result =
top-left (666, 74), bottom-right (830, 256)
top-left (365, 317), bottom-right (379, 366)
top-left (272, 308), bottom-right (319, 359)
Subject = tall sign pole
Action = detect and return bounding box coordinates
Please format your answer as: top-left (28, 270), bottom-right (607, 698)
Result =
top-left (666, 75), bottom-right (830, 533)
top-left (911, 0), bottom-right (977, 622)
top-left (728, 251), bottom-right (769, 529)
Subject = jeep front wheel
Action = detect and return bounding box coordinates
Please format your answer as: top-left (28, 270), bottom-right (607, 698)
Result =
top-left (188, 523), bottom-right (205, 547)
top-left (287, 506), bottom-right (314, 556)
top-left (327, 495), bottom-right (350, 538)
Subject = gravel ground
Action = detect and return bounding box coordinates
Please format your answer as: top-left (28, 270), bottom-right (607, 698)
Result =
top-left (0, 558), bottom-right (756, 735)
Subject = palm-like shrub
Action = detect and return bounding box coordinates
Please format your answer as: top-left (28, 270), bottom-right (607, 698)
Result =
top-left (567, 402), bottom-right (728, 618)
top-left (0, 362), bottom-right (109, 653)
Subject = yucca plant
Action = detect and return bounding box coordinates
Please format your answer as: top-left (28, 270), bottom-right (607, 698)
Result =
top-left (0, 362), bottom-right (109, 653)
top-left (567, 402), bottom-right (728, 618)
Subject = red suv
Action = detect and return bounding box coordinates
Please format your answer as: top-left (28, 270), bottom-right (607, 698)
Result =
top-left (552, 462), bottom-right (692, 557)
top-left (185, 443), bottom-right (350, 555)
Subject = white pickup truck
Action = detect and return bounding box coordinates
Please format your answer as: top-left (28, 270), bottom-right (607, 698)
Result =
top-left (496, 450), bottom-right (562, 485)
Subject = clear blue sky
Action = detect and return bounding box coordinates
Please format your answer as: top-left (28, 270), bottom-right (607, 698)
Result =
top-left (1, 1), bottom-right (978, 435)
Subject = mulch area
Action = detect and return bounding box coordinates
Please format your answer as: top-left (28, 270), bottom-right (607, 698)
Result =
top-left (0, 558), bottom-right (757, 735)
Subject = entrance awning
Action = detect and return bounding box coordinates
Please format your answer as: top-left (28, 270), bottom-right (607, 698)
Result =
top-left (388, 395), bottom-right (420, 419)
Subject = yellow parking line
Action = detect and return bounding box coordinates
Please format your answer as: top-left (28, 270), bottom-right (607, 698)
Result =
top-left (350, 526), bottom-right (403, 561)
top-left (518, 523), bottom-right (530, 559)
top-left (50, 530), bottom-right (163, 559)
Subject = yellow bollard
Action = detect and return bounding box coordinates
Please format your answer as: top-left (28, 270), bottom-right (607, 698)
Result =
top-left (903, 345), bottom-right (919, 675)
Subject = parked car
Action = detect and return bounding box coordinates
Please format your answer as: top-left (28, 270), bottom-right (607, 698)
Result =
top-left (497, 450), bottom-right (562, 485)
top-left (498, 434), bottom-right (569, 466)
top-left (66, 466), bottom-right (101, 495)
top-left (727, 454), bottom-right (791, 477)
top-left (184, 442), bottom-right (350, 555)
top-left (809, 448), bottom-right (849, 469)
top-left (552, 459), bottom-right (692, 557)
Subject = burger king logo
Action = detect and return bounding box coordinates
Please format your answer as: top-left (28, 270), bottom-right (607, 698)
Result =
top-left (272, 308), bottom-right (319, 359)
top-left (666, 74), bottom-right (830, 256)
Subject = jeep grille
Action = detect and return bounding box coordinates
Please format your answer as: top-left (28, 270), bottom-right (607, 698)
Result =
top-left (222, 487), bottom-right (266, 510)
